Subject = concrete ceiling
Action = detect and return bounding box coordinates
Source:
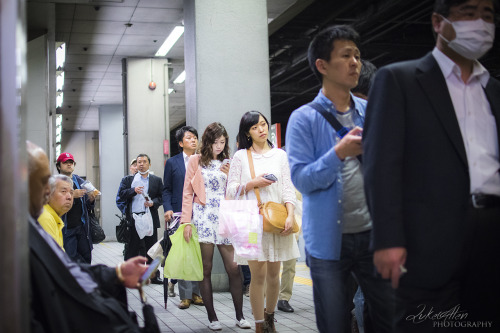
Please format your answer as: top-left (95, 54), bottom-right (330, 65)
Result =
top-left (27, 0), bottom-right (298, 132)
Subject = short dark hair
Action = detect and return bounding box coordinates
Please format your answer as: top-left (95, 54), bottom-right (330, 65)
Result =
top-left (352, 60), bottom-right (377, 97)
top-left (236, 111), bottom-right (274, 150)
top-left (199, 122), bottom-right (230, 167)
top-left (136, 153), bottom-right (150, 164)
top-left (175, 126), bottom-right (198, 150)
top-left (308, 25), bottom-right (361, 84)
top-left (434, 0), bottom-right (498, 17)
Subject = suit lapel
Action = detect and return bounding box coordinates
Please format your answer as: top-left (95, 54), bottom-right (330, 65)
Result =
top-left (416, 53), bottom-right (468, 168)
top-left (177, 153), bottom-right (186, 175)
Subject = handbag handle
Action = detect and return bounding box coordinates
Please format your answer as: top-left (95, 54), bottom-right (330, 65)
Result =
top-left (247, 149), bottom-right (263, 206)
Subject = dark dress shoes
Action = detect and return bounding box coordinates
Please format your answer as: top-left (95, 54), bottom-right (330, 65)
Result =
top-left (277, 300), bottom-right (294, 313)
top-left (149, 271), bottom-right (163, 285)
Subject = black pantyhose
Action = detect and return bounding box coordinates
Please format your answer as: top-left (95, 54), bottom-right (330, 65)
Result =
top-left (199, 243), bottom-right (244, 322)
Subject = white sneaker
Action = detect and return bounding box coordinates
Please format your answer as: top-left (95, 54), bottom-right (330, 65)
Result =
top-left (236, 319), bottom-right (251, 329)
top-left (208, 321), bottom-right (222, 331)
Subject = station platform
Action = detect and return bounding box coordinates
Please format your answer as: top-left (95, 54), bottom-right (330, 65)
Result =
top-left (93, 242), bottom-right (318, 332)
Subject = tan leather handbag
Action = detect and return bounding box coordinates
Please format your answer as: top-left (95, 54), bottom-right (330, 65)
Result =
top-left (247, 149), bottom-right (299, 234)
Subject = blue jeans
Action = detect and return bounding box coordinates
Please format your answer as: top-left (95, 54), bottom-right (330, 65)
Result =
top-left (63, 223), bottom-right (92, 264)
top-left (306, 231), bottom-right (394, 333)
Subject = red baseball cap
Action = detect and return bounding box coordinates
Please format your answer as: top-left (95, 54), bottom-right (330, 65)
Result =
top-left (57, 152), bottom-right (75, 163)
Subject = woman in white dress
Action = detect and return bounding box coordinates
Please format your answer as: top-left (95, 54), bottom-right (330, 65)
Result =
top-left (227, 111), bottom-right (300, 333)
top-left (181, 122), bottom-right (251, 331)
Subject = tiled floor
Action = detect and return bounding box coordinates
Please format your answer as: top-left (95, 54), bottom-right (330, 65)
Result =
top-left (93, 242), bottom-right (318, 332)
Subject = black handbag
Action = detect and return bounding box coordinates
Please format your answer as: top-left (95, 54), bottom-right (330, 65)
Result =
top-left (115, 214), bottom-right (131, 244)
top-left (88, 208), bottom-right (106, 244)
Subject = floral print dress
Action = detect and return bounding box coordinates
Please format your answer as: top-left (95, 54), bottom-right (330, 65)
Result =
top-left (192, 160), bottom-right (231, 245)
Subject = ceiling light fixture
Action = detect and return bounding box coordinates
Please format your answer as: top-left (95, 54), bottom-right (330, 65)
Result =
top-left (56, 43), bottom-right (65, 70)
top-left (155, 26), bottom-right (184, 57)
top-left (173, 70), bottom-right (185, 84)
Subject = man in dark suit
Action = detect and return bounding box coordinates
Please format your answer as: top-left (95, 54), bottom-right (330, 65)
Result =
top-left (363, 0), bottom-right (500, 331)
top-left (27, 141), bottom-right (148, 333)
top-left (162, 126), bottom-right (203, 309)
top-left (117, 153), bottom-right (163, 284)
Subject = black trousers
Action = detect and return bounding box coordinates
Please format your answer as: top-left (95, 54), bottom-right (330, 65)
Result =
top-left (395, 205), bottom-right (500, 333)
top-left (124, 222), bottom-right (158, 264)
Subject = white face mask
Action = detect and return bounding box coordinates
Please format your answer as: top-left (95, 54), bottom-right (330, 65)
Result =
top-left (439, 17), bottom-right (495, 60)
top-left (138, 169), bottom-right (149, 175)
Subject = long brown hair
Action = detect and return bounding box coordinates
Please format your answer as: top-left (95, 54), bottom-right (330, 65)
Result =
top-left (199, 122), bottom-right (230, 167)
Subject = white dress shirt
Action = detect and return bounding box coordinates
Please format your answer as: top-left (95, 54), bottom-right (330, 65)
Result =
top-left (183, 151), bottom-right (190, 170)
top-left (432, 47), bottom-right (500, 195)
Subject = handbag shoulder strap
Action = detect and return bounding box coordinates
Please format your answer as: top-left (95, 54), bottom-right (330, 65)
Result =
top-left (307, 102), bottom-right (347, 137)
top-left (307, 102), bottom-right (362, 163)
top-left (246, 149), bottom-right (263, 206)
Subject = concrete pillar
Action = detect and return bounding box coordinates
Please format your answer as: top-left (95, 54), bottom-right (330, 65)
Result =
top-left (26, 35), bottom-right (49, 151)
top-left (126, 58), bottom-right (170, 234)
top-left (184, 0), bottom-right (271, 148)
top-left (126, 58), bottom-right (170, 178)
top-left (99, 105), bottom-right (125, 241)
top-left (1, 0), bottom-right (29, 331)
top-left (183, 0), bottom-right (271, 291)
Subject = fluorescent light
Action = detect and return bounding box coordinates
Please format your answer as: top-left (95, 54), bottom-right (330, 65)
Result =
top-left (56, 93), bottom-right (64, 108)
top-left (173, 70), bottom-right (185, 84)
top-left (56, 144), bottom-right (61, 157)
top-left (56, 114), bottom-right (62, 127)
top-left (155, 26), bottom-right (184, 57)
top-left (56, 43), bottom-right (66, 69)
top-left (168, 88), bottom-right (174, 94)
top-left (57, 72), bottom-right (64, 91)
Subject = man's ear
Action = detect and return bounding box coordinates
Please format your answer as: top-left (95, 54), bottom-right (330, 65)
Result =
top-left (315, 58), bottom-right (327, 76)
top-left (431, 13), bottom-right (443, 35)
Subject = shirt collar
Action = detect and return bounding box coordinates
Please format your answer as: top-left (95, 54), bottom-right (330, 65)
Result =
top-left (182, 151), bottom-right (189, 161)
top-left (432, 47), bottom-right (490, 87)
top-left (43, 204), bottom-right (64, 225)
top-left (315, 89), bottom-right (366, 117)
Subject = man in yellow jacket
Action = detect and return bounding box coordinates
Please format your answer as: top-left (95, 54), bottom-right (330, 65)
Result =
top-left (38, 175), bottom-right (74, 248)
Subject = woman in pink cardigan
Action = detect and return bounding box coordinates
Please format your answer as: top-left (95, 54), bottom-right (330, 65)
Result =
top-left (181, 122), bottom-right (250, 331)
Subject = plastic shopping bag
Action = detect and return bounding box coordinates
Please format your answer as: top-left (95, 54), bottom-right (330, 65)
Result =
top-left (133, 208), bottom-right (153, 239)
top-left (219, 197), bottom-right (263, 259)
top-left (164, 224), bottom-right (203, 281)
top-left (147, 237), bottom-right (164, 260)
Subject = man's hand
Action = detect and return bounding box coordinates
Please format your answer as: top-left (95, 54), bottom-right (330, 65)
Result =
top-left (73, 189), bottom-right (86, 199)
top-left (334, 127), bottom-right (363, 160)
top-left (134, 186), bottom-right (144, 194)
top-left (87, 191), bottom-right (96, 202)
top-left (120, 256), bottom-right (148, 288)
top-left (164, 210), bottom-right (174, 222)
top-left (373, 247), bottom-right (407, 289)
top-left (144, 201), bottom-right (153, 208)
top-left (183, 224), bottom-right (192, 243)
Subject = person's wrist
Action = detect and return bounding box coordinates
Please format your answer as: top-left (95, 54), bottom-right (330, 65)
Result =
top-left (116, 262), bottom-right (125, 284)
top-left (334, 145), bottom-right (345, 161)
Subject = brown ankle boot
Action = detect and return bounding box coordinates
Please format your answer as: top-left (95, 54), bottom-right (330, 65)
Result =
top-left (264, 312), bottom-right (277, 333)
top-left (255, 321), bottom-right (268, 333)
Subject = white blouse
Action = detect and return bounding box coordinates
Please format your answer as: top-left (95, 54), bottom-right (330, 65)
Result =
top-left (226, 148), bottom-right (295, 206)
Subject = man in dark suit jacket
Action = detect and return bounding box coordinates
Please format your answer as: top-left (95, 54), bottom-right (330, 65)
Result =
top-left (162, 126), bottom-right (203, 309)
top-left (117, 154), bottom-right (163, 277)
top-left (27, 141), bottom-right (148, 333)
top-left (363, 0), bottom-right (500, 331)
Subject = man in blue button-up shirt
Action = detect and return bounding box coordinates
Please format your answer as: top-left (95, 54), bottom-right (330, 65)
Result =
top-left (286, 25), bottom-right (393, 333)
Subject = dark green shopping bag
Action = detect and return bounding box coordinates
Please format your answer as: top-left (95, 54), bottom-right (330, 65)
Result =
top-left (164, 224), bottom-right (203, 281)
